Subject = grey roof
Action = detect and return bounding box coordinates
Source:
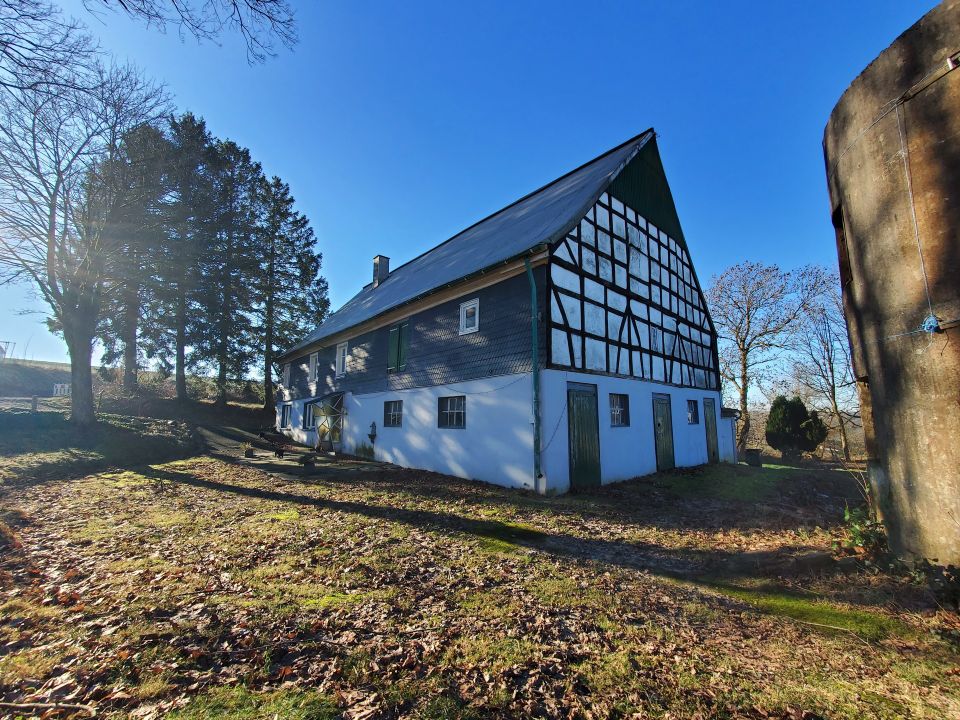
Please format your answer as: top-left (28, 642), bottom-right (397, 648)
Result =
top-left (282, 130), bottom-right (654, 359)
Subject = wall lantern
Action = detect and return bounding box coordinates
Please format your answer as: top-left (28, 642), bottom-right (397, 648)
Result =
top-left (368, 421), bottom-right (377, 444)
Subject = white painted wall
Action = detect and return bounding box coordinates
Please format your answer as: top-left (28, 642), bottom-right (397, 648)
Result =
top-left (539, 368), bottom-right (725, 494)
top-left (278, 373), bottom-right (537, 491)
top-left (278, 369), bottom-right (729, 495)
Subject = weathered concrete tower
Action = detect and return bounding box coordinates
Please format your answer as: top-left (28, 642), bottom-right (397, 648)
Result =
top-left (823, 1), bottom-right (960, 564)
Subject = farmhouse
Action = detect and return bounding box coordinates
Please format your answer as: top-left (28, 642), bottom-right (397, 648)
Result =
top-left (276, 130), bottom-right (736, 494)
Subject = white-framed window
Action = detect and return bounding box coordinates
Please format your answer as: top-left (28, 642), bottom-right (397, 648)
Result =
top-left (459, 298), bottom-right (479, 335)
top-left (383, 400), bottom-right (402, 427)
top-left (309, 352), bottom-right (318, 383)
top-left (303, 402), bottom-right (316, 429)
top-left (335, 342), bottom-right (348, 377)
top-left (282, 363), bottom-right (291, 388)
top-left (610, 393), bottom-right (630, 427)
top-left (279, 404), bottom-right (291, 429)
top-left (438, 395), bottom-right (466, 429)
top-left (687, 399), bottom-right (700, 424)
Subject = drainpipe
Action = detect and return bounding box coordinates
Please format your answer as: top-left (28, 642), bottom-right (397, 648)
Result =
top-left (524, 257), bottom-right (543, 493)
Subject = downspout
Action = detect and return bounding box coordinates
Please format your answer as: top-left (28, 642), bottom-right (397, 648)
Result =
top-left (525, 257), bottom-right (543, 493)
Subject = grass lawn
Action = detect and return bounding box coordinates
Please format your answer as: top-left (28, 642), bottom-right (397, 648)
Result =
top-left (0, 426), bottom-right (957, 719)
top-left (0, 409), bottom-right (197, 488)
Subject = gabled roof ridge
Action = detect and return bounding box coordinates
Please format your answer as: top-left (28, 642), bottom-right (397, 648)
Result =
top-left (376, 128), bottom-right (655, 285)
top-left (279, 129), bottom-right (657, 361)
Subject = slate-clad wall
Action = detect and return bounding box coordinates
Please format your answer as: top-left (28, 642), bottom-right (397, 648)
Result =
top-left (285, 268), bottom-right (547, 400)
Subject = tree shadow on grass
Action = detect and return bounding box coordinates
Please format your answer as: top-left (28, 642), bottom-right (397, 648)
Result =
top-left (253, 460), bottom-right (859, 537)
top-left (139, 464), bottom-right (864, 602)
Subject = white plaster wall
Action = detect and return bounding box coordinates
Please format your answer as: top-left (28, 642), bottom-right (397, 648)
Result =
top-left (342, 373), bottom-right (536, 490)
top-left (539, 368), bottom-right (725, 493)
top-left (275, 402), bottom-right (318, 448)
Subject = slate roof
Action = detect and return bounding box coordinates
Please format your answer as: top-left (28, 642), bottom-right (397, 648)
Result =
top-left (281, 130), bottom-right (654, 360)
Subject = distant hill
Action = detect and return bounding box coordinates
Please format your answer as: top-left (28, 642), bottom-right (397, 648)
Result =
top-left (0, 360), bottom-right (74, 397)
top-left (0, 359), bottom-right (266, 408)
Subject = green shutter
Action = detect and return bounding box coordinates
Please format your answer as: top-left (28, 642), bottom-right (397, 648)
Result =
top-left (388, 326), bottom-right (400, 372)
top-left (399, 322), bottom-right (409, 369)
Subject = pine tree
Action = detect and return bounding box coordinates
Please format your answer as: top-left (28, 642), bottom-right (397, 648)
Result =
top-left (141, 112), bottom-right (215, 400)
top-left (256, 176), bottom-right (329, 411)
top-left (191, 139), bottom-right (264, 406)
top-left (97, 123), bottom-right (171, 388)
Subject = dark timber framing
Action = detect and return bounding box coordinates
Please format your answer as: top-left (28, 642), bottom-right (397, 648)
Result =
top-left (546, 191), bottom-right (719, 390)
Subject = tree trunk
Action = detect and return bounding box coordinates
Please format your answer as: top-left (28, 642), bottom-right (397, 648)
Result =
top-left (828, 388), bottom-right (851, 461)
top-left (175, 288), bottom-right (187, 402)
top-left (736, 357), bottom-right (750, 453)
top-left (262, 246), bottom-right (275, 413)
top-left (121, 282), bottom-right (139, 390)
top-left (263, 345), bottom-right (274, 413)
top-left (64, 321), bottom-right (96, 428)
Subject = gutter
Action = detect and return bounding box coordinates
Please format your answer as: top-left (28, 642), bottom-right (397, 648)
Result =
top-left (525, 255), bottom-right (544, 493)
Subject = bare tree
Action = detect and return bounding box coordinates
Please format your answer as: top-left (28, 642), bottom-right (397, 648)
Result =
top-left (0, 59), bottom-right (167, 426)
top-left (0, 0), bottom-right (98, 93)
top-left (87, 0), bottom-right (296, 62)
top-left (707, 262), bottom-right (830, 452)
top-left (791, 279), bottom-right (860, 460)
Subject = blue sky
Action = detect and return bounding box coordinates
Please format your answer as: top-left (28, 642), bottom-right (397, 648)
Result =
top-left (0, 0), bottom-right (936, 363)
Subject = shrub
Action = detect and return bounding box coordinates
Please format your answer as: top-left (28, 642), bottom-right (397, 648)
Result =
top-left (352, 442), bottom-right (375, 460)
top-left (842, 505), bottom-right (887, 557)
top-left (765, 395), bottom-right (828, 458)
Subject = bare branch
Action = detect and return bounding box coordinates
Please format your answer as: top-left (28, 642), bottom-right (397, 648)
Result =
top-left (86, 0), bottom-right (297, 63)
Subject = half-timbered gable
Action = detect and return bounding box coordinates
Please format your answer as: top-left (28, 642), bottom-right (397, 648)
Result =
top-left (547, 185), bottom-right (719, 389)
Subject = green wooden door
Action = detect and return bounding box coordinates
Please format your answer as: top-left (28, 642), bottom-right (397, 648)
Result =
top-left (652, 394), bottom-right (675, 471)
top-left (704, 397), bottom-right (719, 464)
top-left (567, 383), bottom-right (601, 490)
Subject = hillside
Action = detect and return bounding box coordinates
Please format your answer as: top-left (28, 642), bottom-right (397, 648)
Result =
top-left (0, 359), bottom-right (73, 398)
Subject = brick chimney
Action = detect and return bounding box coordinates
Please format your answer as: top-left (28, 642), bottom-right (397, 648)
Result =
top-left (373, 255), bottom-right (390, 287)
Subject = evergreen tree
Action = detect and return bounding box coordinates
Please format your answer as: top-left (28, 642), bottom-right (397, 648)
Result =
top-left (765, 395), bottom-right (829, 459)
top-left (191, 139), bottom-right (264, 406)
top-left (257, 176), bottom-right (329, 411)
top-left (97, 123), bottom-right (171, 388)
top-left (141, 112), bottom-right (215, 400)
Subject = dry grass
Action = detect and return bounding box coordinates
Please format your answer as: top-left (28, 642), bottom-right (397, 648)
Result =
top-left (0, 449), bottom-right (957, 719)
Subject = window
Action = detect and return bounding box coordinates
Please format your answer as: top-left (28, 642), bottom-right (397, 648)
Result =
top-left (383, 400), bottom-right (403, 427)
top-left (438, 395), bottom-right (466, 429)
top-left (335, 342), bottom-right (348, 377)
top-left (687, 399), bottom-right (699, 424)
top-left (303, 402), bottom-right (316, 429)
top-left (387, 321), bottom-right (409, 372)
top-left (282, 363), bottom-right (291, 388)
top-left (309, 352), bottom-right (318, 383)
top-left (610, 393), bottom-right (630, 426)
top-left (459, 298), bottom-right (479, 335)
top-left (279, 404), bottom-right (291, 429)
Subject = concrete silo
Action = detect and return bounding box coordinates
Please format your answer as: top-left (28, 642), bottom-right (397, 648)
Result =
top-left (823, 1), bottom-right (960, 564)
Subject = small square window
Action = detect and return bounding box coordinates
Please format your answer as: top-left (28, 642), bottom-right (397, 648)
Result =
top-left (438, 395), bottom-right (466, 429)
top-left (687, 400), bottom-right (699, 424)
top-left (279, 404), bottom-right (291, 429)
top-left (459, 299), bottom-right (479, 335)
top-left (610, 393), bottom-right (630, 427)
top-left (335, 342), bottom-right (348, 377)
top-left (384, 400), bottom-right (403, 428)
